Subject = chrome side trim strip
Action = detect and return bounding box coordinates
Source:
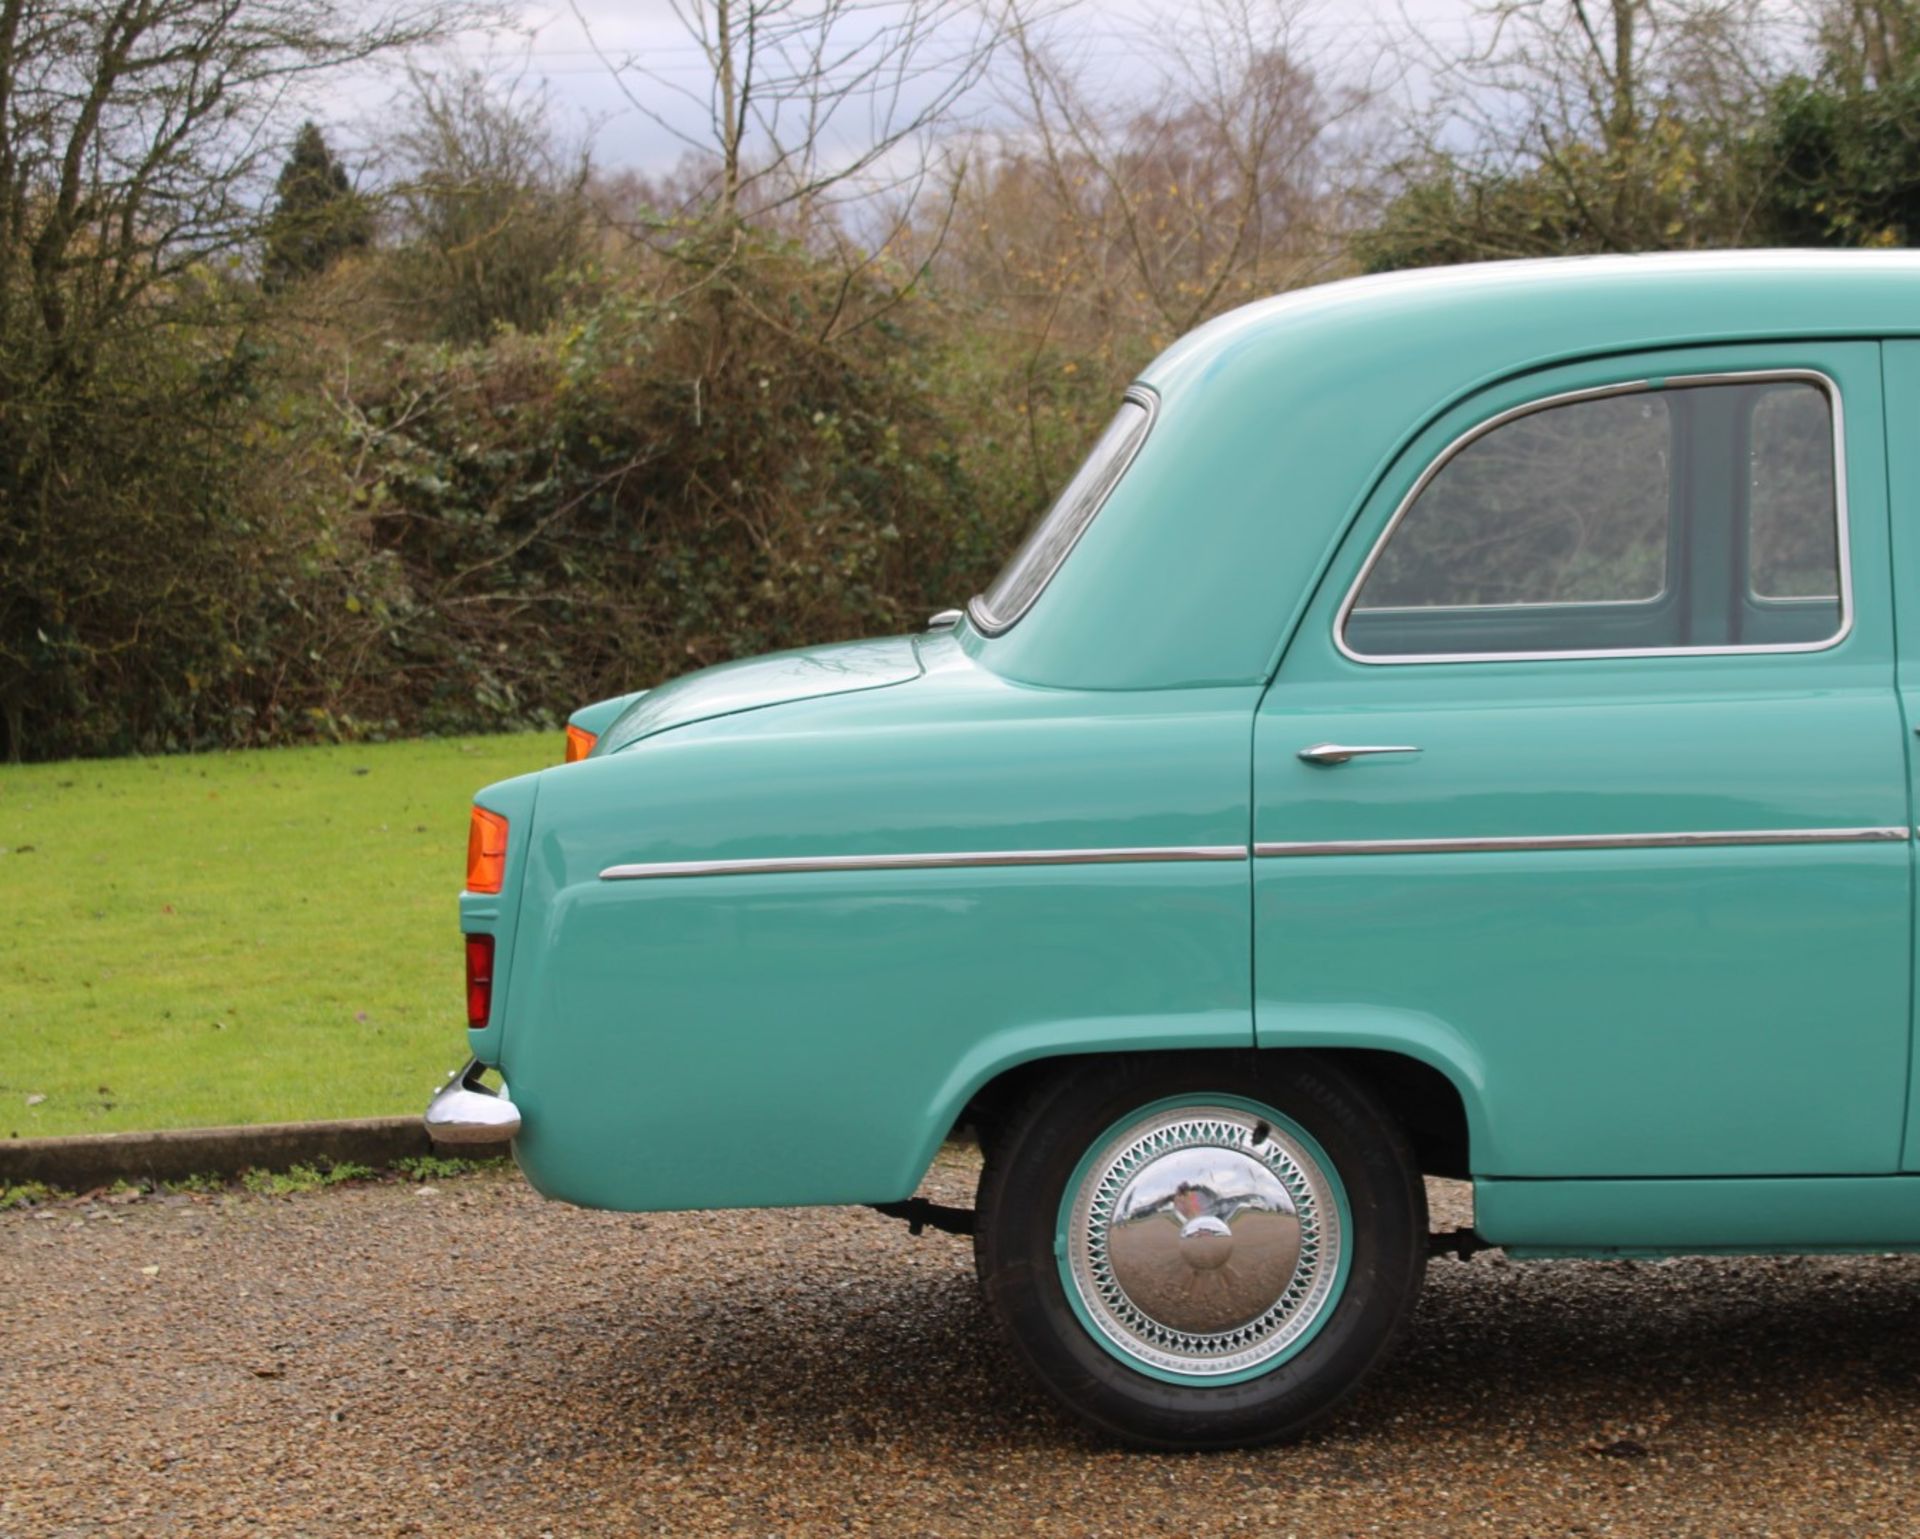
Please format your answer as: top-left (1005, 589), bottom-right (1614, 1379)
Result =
top-left (1255, 827), bottom-right (1909, 858)
top-left (599, 845), bottom-right (1248, 881)
top-left (599, 825), bottom-right (1910, 878)
top-left (1334, 369), bottom-right (1854, 665)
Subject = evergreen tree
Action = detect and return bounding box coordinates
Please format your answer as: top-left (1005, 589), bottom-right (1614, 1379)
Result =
top-left (262, 123), bottom-right (371, 289)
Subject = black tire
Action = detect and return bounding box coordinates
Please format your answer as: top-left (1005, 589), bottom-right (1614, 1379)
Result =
top-left (974, 1051), bottom-right (1426, 1450)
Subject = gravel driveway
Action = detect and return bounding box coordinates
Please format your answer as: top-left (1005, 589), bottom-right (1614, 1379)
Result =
top-left (6, 1151), bottom-right (1920, 1538)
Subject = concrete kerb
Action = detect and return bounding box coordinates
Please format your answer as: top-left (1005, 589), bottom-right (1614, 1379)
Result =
top-left (0, 1117), bottom-right (506, 1191)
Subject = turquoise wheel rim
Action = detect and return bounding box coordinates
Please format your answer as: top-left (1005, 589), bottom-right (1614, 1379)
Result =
top-left (1054, 1093), bottom-right (1353, 1387)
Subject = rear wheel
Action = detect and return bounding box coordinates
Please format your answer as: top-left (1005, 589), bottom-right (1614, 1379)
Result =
top-left (974, 1052), bottom-right (1426, 1449)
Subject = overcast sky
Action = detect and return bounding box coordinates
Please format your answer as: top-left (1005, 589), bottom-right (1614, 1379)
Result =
top-left (363, 0), bottom-right (1497, 176)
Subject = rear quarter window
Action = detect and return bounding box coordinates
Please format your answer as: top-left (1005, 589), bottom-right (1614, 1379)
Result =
top-left (970, 389), bottom-right (1157, 635)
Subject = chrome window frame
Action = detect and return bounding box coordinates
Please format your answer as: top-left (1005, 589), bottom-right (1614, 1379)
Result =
top-left (968, 384), bottom-right (1161, 637)
top-left (1335, 370), bottom-right (1854, 665)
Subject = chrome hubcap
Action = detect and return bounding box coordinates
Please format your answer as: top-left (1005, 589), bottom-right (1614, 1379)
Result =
top-left (1064, 1105), bottom-right (1343, 1377)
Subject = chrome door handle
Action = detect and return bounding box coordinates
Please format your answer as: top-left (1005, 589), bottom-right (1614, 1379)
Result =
top-left (1297, 743), bottom-right (1423, 766)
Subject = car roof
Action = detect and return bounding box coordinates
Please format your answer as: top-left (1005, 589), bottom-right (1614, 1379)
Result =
top-left (1141, 251), bottom-right (1920, 393)
top-left (975, 251), bottom-right (1919, 694)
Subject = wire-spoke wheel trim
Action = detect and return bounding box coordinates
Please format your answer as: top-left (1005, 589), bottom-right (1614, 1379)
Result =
top-left (1061, 1101), bottom-right (1347, 1379)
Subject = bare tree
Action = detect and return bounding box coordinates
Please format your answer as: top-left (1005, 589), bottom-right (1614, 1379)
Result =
top-left (1810, 0), bottom-right (1920, 86)
top-left (0, 0), bottom-right (477, 759)
top-left (567, 0), bottom-right (1011, 356)
top-left (0, 0), bottom-right (473, 377)
top-left (384, 65), bottom-right (594, 342)
top-left (1365, 0), bottom-right (1788, 260)
top-left (574, 0), bottom-right (1003, 225)
top-left (995, 0), bottom-right (1371, 344)
top-left (904, 0), bottom-right (1370, 511)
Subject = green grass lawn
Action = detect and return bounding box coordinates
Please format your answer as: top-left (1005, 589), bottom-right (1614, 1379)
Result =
top-left (0, 734), bottom-right (554, 1138)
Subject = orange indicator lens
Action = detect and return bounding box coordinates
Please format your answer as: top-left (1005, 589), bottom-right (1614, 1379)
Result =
top-left (466, 806), bottom-right (509, 894)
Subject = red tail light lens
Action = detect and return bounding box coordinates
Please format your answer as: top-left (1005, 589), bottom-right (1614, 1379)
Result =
top-left (564, 724), bottom-right (597, 763)
top-left (466, 806), bottom-right (508, 894)
top-left (465, 934), bottom-right (495, 1028)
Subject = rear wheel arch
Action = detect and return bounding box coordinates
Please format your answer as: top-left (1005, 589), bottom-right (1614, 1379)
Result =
top-left (956, 1045), bottom-right (1472, 1180)
top-left (1307, 1049), bottom-right (1471, 1180)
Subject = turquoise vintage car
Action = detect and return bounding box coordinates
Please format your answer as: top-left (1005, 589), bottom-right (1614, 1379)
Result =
top-left (427, 250), bottom-right (1920, 1448)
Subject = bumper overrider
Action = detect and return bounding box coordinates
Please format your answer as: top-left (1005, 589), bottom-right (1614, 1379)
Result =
top-left (424, 1058), bottom-right (522, 1145)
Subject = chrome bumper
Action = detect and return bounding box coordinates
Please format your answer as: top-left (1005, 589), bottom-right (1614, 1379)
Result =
top-left (424, 1058), bottom-right (521, 1145)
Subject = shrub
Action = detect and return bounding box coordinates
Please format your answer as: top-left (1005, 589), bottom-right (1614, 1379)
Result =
top-left (338, 228), bottom-right (995, 731)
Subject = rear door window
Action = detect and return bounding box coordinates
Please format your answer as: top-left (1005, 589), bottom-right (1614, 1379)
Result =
top-left (1341, 375), bottom-right (1844, 660)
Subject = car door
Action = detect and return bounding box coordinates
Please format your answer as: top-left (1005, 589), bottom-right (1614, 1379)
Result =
top-left (1253, 341), bottom-right (1912, 1179)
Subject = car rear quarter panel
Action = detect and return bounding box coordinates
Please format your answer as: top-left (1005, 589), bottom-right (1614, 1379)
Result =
top-left (497, 648), bottom-right (1262, 1211)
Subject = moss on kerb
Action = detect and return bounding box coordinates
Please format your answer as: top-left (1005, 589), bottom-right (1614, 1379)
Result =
top-left (0, 1154), bottom-right (506, 1209)
top-left (0, 1118), bottom-right (511, 1192)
